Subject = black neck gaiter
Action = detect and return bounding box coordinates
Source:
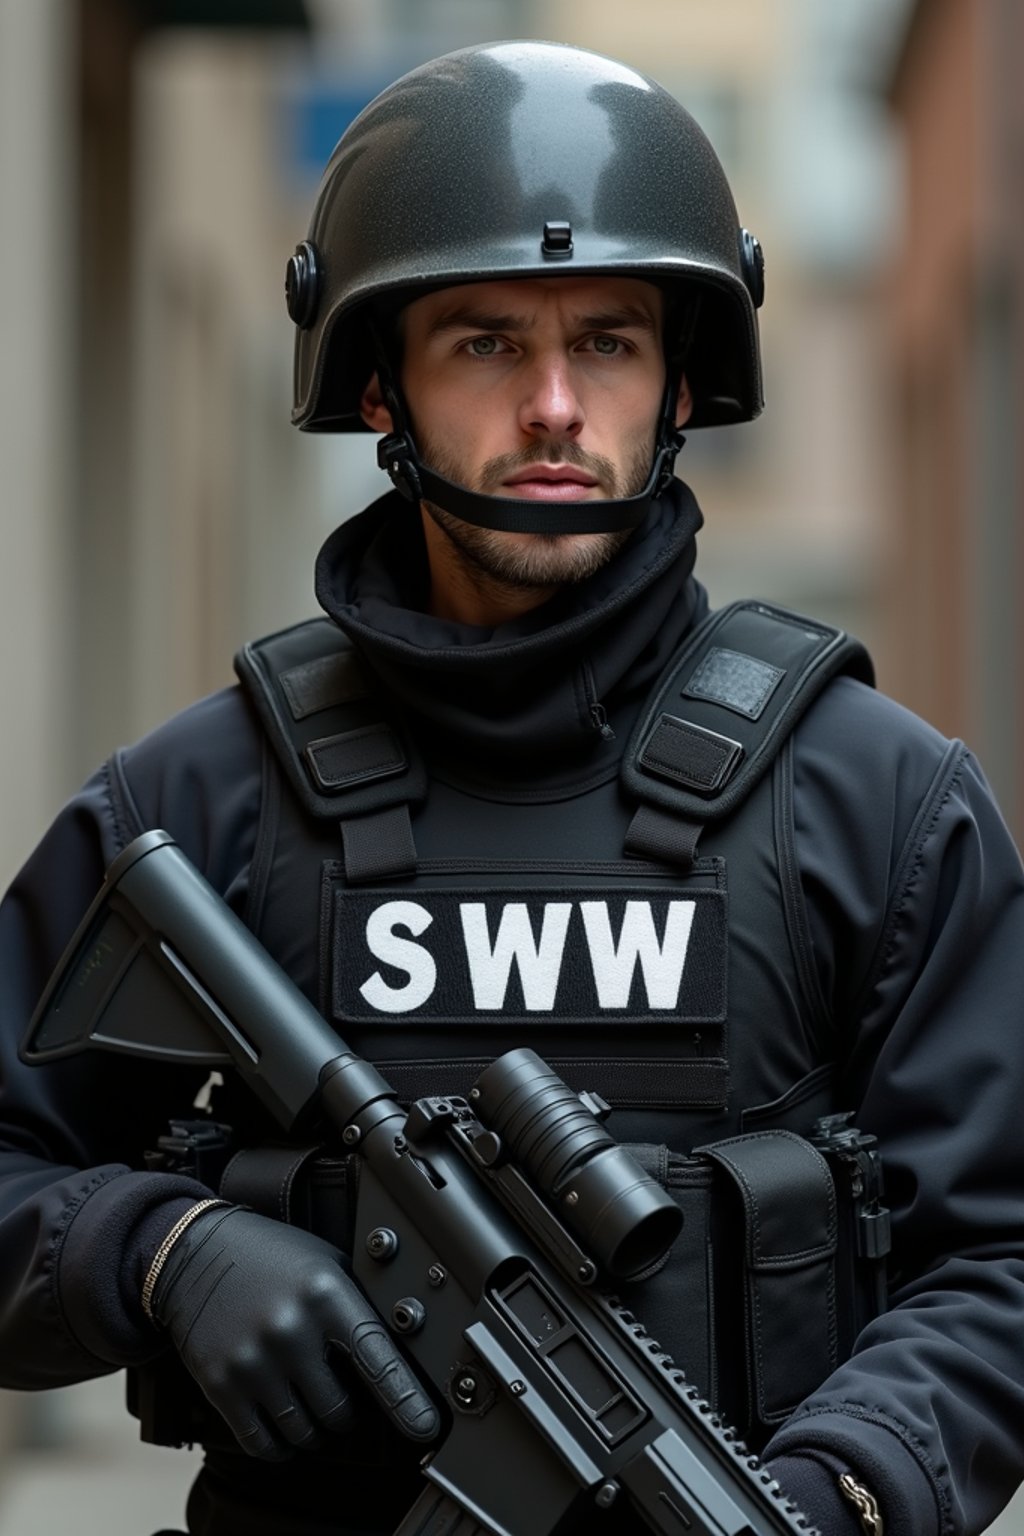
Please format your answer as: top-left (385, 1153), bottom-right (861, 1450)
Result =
top-left (314, 478), bottom-right (708, 787)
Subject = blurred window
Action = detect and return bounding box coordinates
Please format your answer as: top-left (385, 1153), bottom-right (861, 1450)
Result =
top-left (385, 0), bottom-right (533, 47)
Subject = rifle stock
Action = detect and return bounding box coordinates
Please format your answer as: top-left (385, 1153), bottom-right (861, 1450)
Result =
top-left (23, 831), bottom-right (817, 1536)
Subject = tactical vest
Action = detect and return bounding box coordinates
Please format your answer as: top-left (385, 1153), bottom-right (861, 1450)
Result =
top-left (135, 602), bottom-right (888, 1459)
top-left (210, 600), bottom-right (884, 1446)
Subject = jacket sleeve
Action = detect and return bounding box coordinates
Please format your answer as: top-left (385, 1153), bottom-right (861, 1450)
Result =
top-left (0, 687), bottom-right (263, 1386)
top-left (765, 680), bottom-right (1024, 1536)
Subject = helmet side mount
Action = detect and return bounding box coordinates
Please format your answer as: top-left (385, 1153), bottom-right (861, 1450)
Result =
top-left (286, 241), bottom-right (321, 330)
top-left (740, 229), bottom-right (765, 309)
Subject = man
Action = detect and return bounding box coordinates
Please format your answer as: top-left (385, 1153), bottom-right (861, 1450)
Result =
top-left (2, 39), bottom-right (1024, 1536)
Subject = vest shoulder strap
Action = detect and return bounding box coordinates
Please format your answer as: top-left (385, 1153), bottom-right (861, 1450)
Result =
top-left (622, 600), bottom-right (874, 865)
top-left (234, 618), bottom-right (426, 881)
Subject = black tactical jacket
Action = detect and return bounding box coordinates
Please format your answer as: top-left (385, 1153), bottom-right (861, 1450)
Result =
top-left (2, 484), bottom-right (1024, 1536)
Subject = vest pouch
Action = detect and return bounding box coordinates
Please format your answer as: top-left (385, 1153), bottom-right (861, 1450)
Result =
top-left (697, 1130), bottom-right (839, 1437)
top-left (745, 1088), bottom-right (892, 1362)
top-left (618, 1130), bottom-right (843, 1449)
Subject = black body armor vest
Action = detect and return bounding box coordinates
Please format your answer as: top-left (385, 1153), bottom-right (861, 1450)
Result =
top-left (213, 601), bottom-right (885, 1444)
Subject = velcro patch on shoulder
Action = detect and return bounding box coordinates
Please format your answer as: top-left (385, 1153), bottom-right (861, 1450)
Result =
top-left (683, 646), bottom-right (785, 720)
top-left (328, 885), bottom-right (727, 1028)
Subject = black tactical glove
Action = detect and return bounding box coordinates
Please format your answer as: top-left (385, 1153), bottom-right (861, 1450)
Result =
top-left (150, 1204), bottom-right (439, 1460)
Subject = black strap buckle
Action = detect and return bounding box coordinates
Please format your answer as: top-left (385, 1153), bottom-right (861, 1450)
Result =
top-left (639, 714), bottom-right (744, 797)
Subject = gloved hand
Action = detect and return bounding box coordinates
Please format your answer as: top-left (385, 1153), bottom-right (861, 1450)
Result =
top-left (150, 1204), bottom-right (439, 1460)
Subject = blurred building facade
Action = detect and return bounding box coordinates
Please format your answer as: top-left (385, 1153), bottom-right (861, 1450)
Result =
top-left (885, 0), bottom-right (1024, 832)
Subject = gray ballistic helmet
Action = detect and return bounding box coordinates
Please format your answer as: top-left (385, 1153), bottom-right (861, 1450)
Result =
top-left (286, 40), bottom-right (765, 534)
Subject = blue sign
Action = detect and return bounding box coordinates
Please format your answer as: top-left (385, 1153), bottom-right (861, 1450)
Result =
top-left (286, 75), bottom-right (392, 180)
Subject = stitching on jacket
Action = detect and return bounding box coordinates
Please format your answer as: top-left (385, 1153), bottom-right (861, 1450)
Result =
top-left (244, 731), bottom-right (282, 938)
top-left (101, 758), bottom-right (132, 852)
top-left (773, 739), bottom-right (833, 1049)
top-left (853, 741), bottom-right (966, 1024)
top-left (107, 749), bottom-right (148, 848)
top-left (46, 1168), bottom-right (133, 1366)
top-left (571, 660), bottom-right (588, 734)
top-left (882, 747), bottom-right (966, 978)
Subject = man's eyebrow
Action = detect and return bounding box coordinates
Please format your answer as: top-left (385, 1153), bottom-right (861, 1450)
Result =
top-left (577, 306), bottom-right (659, 334)
top-left (424, 303), bottom-right (659, 336)
top-left (425, 307), bottom-right (529, 336)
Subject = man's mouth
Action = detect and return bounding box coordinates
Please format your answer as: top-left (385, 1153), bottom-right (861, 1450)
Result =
top-left (500, 465), bottom-right (602, 502)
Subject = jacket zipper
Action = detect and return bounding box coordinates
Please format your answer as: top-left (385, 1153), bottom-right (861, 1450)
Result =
top-left (582, 660), bottom-right (615, 740)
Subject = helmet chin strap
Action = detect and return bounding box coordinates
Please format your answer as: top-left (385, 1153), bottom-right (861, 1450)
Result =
top-left (375, 424), bottom-right (684, 534)
top-left (370, 325), bottom-right (687, 536)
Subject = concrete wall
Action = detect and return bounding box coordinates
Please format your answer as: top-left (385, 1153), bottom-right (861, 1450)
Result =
top-left (887, 0), bottom-right (1024, 834)
top-left (0, 0), bottom-right (75, 887)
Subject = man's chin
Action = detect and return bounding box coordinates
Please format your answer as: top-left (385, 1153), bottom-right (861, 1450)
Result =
top-left (437, 514), bottom-right (632, 589)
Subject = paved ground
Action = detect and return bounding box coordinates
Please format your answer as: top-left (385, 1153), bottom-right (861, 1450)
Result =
top-left (2, 1374), bottom-right (1023, 1534)
top-left (0, 1378), bottom-right (199, 1535)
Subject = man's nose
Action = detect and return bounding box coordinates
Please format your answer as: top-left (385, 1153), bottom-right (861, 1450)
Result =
top-left (518, 354), bottom-right (584, 439)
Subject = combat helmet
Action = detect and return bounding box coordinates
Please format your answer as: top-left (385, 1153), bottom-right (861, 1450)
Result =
top-left (286, 40), bottom-right (764, 532)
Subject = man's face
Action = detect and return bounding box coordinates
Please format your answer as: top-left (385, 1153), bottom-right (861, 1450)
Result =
top-left (362, 275), bottom-right (691, 592)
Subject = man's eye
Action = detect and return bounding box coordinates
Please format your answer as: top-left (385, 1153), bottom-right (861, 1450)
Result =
top-left (591, 335), bottom-right (624, 355)
top-left (466, 336), bottom-right (504, 356)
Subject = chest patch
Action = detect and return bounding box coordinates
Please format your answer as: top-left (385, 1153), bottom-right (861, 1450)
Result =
top-left (329, 884), bottom-right (727, 1027)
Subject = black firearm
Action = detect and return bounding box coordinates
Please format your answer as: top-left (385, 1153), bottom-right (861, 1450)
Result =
top-left (23, 831), bottom-right (817, 1536)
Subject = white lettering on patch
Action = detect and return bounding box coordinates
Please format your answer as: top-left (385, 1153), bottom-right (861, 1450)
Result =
top-left (342, 889), bottom-right (723, 1023)
top-left (580, 899), bottom-right (696, 1009)
top-left (359, 900), bottom-right (436, 1013)
top-left (459, 902), bottom-right (572, 1010)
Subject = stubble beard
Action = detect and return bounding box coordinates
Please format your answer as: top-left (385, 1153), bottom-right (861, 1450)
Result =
top-left (418, 438), bottom-right (654, 591)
